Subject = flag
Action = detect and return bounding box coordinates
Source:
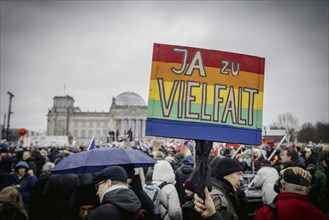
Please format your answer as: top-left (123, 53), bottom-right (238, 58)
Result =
top-left (179, 140), bottom-right (192, 156)
top-left (183, 147), bottom-right (192, 156)
top-left (87, 136), bottom-right (95, 151)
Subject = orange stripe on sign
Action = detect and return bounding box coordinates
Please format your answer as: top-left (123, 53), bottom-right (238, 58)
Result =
top-left (150, 61), bottom-right (264, 92)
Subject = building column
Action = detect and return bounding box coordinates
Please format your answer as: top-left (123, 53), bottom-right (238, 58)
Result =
top-left (142, 119), bottom-right (146, 137)
top-left (135, 119), bottom-right (138, 138)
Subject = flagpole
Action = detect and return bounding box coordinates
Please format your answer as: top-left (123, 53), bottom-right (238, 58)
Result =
top-left (87, 136), bottom-right (95, 150)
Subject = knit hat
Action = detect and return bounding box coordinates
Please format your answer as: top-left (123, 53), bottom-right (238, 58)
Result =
top-left (184, 179), bottom-right (194, 192)
top-left (92, 166), bottom-right (127, 184)
top-left (215, 157), bottom-right (243, 178)
top-left (280, 167), bottom-right (312, 187)
top-left (182, 155), bottom-right (194, 165)
top-left (15, 161), bottom-right (29, 170)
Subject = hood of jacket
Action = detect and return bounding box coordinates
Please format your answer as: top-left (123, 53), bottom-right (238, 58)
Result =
top-left (102, 187), bottom-right (141, 213)
top-left (179, 164), bottom-right (194, 175)
top-left (152, 160), bottom-right (176, 184)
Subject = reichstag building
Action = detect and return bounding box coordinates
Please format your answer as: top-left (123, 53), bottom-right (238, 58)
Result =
top-left (46, 92), bottom-right (147, 145)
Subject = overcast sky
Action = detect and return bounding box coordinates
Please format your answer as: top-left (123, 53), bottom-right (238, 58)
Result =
top-left (1, 1), bottom-right (328, 132)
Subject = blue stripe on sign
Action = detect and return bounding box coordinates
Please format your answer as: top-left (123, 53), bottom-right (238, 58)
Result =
top-left (146, 118), bottom-right (262, 145)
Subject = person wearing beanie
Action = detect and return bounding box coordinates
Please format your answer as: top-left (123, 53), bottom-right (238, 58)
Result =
top-left (254, 167), bottom-right (327, 220)
top-left (210, 156), bottom-right (222, 178)
top-left (211, 157), bottom-right (244, 220)
top-left (181, 179), bottom-right (199, 220)
top-left (9, 160), bottom-right (37, 210)
top-left (251, 156), bottom-right (279, 204)
top-left (175, 155), bottom-right (195, 205)
top-left (89, 166), bottom-right (143, 220)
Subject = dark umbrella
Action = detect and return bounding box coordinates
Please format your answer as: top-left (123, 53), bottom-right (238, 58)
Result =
top-left (189, 140), bottom-right (213, 199)
top-left (51, 147), bottom-right (156, 174)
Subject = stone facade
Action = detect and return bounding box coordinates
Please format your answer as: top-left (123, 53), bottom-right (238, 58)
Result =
top-left (47, 92), bottom-right (147, 145)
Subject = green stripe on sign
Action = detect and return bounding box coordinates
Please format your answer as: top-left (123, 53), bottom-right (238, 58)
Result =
top-left (147, 99), bottom-right (263, 129)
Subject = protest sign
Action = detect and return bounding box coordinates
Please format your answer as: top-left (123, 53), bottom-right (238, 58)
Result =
top-left (146, 43), bottom-right (265, 145)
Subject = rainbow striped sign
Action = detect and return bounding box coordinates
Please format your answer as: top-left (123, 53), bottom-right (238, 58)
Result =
top-left (146, 43), bottom-right (265, 145)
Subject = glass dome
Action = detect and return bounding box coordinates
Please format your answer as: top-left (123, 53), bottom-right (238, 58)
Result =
top-left (115, 92), bottom-right (146, 106)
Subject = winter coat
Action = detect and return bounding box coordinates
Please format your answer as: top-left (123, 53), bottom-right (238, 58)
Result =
top-left (88, 186), bottom-right (141, 220)
top-left (130, 174), bottom-right (154, 215)
top-left (235, 187), bottom-right (249, 220)
top-left (0, 156), bottom-right (16, 191)
top-left (0, 202), bottom-right (28, 220)
top-left (254, 192), bottom-right (327, 220)
top-left (42, 174), bottom-right (80, 220)
top-left (29, 172), bottom-right (52, 220)
top-left (204, 213), bottom-right (223, 220)
top-left (30, 151), bottom-right (46, 177)
top-left (152, 160), bottom-right (182, 220)
top-left (175, 164), bottom-right (194, 204)
top-left (252, 166), bottom-right (279, 204)
top-left (210, 178), bottom-right (239, 220)
top-left (181, 199), bottom-right (200, 220)
top-left (9, 172), bottom-right (37, 210)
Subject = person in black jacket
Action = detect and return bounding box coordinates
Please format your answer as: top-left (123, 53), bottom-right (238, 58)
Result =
top-left (42, 173), bottom-right (80, 220)
top-left (276, 147), bottom-right (305, 172)
top-left (60, 184), bottom-right (99, 220)
top-left (121, 164), bottom-right (155, 216)
top-left (0, 186), bottom-right (28, 220)
top-left (175, 155), bottom-right (195, 205)
top-left (194, 187), bottom-right (223, 220)
top-left (89, 166), bottom-right (144, 220)
top-left (211, 157), bottom-right (244, 220)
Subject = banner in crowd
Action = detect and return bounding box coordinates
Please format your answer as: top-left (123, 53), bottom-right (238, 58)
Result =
top-left (146, 43), bottom-right (265, 145)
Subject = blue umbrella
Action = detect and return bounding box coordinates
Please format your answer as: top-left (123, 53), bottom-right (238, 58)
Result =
top-left (51, 147), bottom-right (156, 174)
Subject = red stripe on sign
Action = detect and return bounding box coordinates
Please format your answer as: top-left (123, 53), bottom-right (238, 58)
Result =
top-left (152, 43), bottom-right (265, 75)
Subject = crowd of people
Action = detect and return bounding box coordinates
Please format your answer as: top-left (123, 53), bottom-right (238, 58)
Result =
top-left (0, 141), bottom-right (328, 220)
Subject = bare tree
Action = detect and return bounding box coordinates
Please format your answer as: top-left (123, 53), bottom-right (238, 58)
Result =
top-left (297, 121), bottom-right (329, 143)
top-left (270, 112), bottom-right (299, 140)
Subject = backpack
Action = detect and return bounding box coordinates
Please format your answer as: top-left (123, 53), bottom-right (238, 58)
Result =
top-left (143, 182), bottom-right (168, 220)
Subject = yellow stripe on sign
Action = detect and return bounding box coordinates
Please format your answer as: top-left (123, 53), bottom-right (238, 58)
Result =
top-left (150, 61), bottom-right (264, 92)
top-left (148, 79), bottom-right (264, 110)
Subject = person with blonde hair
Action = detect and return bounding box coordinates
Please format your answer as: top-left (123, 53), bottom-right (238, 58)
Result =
top-left (0, 186), bottom-right (28, 220)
